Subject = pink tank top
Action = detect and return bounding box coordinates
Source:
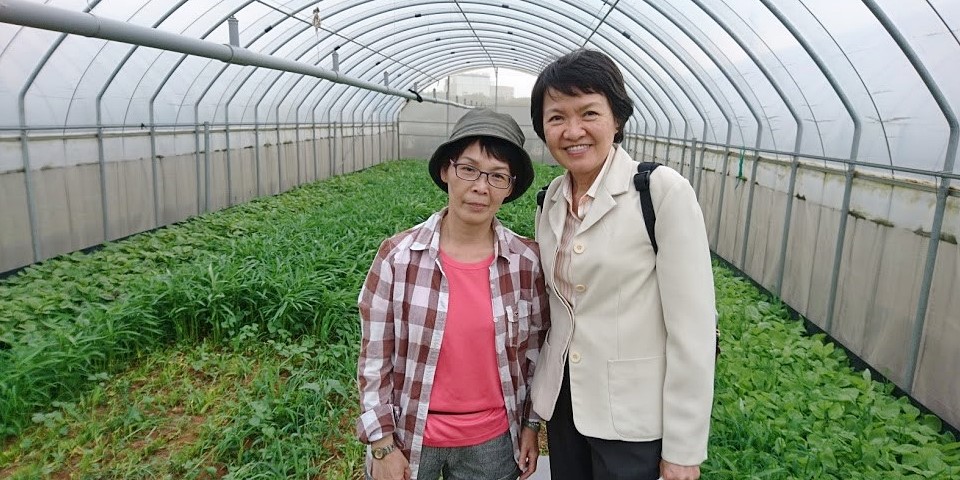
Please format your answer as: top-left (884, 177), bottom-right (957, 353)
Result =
top-left (422, 251), bottom-right (508, 447)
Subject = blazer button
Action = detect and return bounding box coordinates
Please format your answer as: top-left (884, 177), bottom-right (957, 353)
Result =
top-left (573, 243), bottom-right (584, 254)
top-left (570, 352), bottom-right (581, 364)
top-left (574, 284), bottom-right (586, 293)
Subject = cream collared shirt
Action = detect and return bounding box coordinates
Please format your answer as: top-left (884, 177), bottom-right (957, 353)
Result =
top-left (554, 146), bottom-right (616, 307)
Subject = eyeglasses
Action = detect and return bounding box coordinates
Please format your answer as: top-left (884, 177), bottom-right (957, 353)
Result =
top-left (450, 161), bottom-right (515, 189)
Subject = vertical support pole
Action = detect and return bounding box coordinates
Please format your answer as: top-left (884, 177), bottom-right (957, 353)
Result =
top-left (340, 117), bottom-right (347, 175)
top-left (203, 121), bottom-right (211, 213)
top-left (254, 115), bottom-right (262, 196)
top-left (276, 119), bottom-right (283, 193)
top-left (96, 123), bottom-right (110, 242)
top-left (696, 139), bottom-right (707, 198)
top-left (906, 177), bottom-right (951, 390)
top-left (739, 152), bottom-right (761, 269)
top-left (825, 165), bottom-right (855, 334)
top-left (20, 126), bottom-right (41, 262)
top-left (295, 117), bottom-right (302, 185)
top-left (685, 137), bottom-right (696, 184)
top-left (224, 116), bottom-right (233, 206)
top-left (331, 121), bottom-right (337, 177)
top-left (712, 150), bottom-right (730, 251)
top-left (774, 155), bottom-right (801, 295)
top-left (312, 111), bottom-right (319, 182)
top-left (149, 120), bottom-right (160, 225)
top-left (194, 121), bottom-right (202, 215)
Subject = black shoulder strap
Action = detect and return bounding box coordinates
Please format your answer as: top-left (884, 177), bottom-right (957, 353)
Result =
top-left (536, 184), bottom-right (549, 208)
top-left (633, 162), bottom-right (661, 254)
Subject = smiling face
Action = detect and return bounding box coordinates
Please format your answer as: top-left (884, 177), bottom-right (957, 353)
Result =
top-left (542, 87), bottom-right (618, 189)
top-left (440, 140), bottom-right (514, 230)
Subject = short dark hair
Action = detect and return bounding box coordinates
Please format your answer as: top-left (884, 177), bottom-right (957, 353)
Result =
top-left (530, 49), bottom-right (633, 144)
top-left (437, 135), bottom-right (525, 176)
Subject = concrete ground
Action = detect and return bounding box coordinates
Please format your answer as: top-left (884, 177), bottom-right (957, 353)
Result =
top-left (527, 456), bottom-right (550, 479)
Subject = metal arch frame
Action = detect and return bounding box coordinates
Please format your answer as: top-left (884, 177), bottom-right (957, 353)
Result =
top-left (861, 0), bottom-right (958, 392)
top-left (333, 45), bottom-right (664, 143)
top-left (792, 0), bottom-right (887, 167)
top-left (724, 1), bottom-right (828, 158)
top-left (65, 1), bottom-right (187, 126)
top-left (481, 0), bottom-right (681, 143)
top-left (251, 0), bottom-right (444, 86)
top-left (227, 0), bottom-right (474, 120)
top-left (689, 0), bottom-right (805, 271)
top-left (13, 0), bottom-right (104, 264)
top-left (278, 0), bottom-right (736, 165)
top-left (612, 5), bottom-right (738, 191)
top-left (90, 1), bottom-right (190, 242)
top-left (502, 1), bottom-right (752, 184)
top-left (588, 33), bottom-right (693, 165)
top-left (601, 12), bottom-right (718, 141)
top-left (176, 0), bottom-right (720, 148)
top-left (587, 21), bottom-right (715, 165)
top-left (257, 4), bottom-right (562, 122)
top-left (308, 11), bottom-right (668, 132)
top-left (191, 6), bottom-right (290, 207)
top-left (136, 2), bottom-right (266, 127)
top-left (174, 1), bottom-right (278, 127)
top-left (290, 3), bottom-right (668, 131)
top-left (336, 44), bottom-right (552, 111)
top-left (339, 47), bottom-right (544, 120)
top-left (284, 18), bottom-right (563, 123)
top-left (283, 37), bottom-right (552, 122)
top-left (621, 1), bottom-right (764, 250)
top-left (627, 1), bottom-right (759, 149)
top-left (758, 0), bottom-right (864, 306)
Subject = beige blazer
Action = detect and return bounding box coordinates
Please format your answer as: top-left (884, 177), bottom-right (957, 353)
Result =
top-left (530, 146), bottom-right (716, 466)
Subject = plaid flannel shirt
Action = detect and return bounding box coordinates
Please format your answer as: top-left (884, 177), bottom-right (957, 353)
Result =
top-left (356, 209), bottom-right (549, 478)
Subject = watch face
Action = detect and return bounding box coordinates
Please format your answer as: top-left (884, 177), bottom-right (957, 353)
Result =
top-left (372, 445), bottom-right (392, 459)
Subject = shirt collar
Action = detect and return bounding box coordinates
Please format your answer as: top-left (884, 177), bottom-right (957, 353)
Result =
top-left (409, 208), bottom-right (510, 260)
top-left (561, 144), bottom-right (617, 207)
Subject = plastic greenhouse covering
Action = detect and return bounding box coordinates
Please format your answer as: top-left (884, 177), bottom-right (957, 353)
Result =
top-left (1, 0), bottom-right (958, 465)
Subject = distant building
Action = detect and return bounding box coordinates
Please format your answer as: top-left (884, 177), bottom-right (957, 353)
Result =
top-left (448, 72), bottom-right (492, 98)
top-left (495, 85), bottom-right (516, 99)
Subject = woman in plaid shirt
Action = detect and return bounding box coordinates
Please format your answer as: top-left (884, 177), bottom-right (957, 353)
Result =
top-left (357, 109), bottom-right (550, 480)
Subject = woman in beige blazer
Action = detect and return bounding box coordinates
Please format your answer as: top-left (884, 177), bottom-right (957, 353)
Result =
top-left (528, 49), bottom-right (716, 480)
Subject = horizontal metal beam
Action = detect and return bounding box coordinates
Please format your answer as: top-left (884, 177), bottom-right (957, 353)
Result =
top-left (0, 0), bottom-right (469, 108)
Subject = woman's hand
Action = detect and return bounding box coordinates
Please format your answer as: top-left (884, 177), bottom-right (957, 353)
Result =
top-left (660, 459), bottom-right (700, 480)
top-left (518, 426), bottom-right (540, 479)
top-left (371, 449), bottom-right (411, 480)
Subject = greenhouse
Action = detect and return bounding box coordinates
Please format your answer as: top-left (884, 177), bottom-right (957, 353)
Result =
top-left (0, 0), bottom-right (958, 478)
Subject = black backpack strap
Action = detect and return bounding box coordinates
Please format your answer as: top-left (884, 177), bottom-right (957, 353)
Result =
top-left (633, 162), bottom-right (661, 254)
top-left (536, 184), bottom-right (549, 208)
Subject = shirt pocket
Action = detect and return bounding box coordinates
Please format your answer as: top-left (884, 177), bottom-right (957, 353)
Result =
top-left (506, 299), bottom-right (532, 347)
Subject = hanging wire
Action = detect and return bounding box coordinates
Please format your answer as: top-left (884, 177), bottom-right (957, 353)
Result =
top-left (452, 0), bottom-right (497, 69)
top-left (582, 0), bottom-right (621, 47)
top-left (927, 0), bottom-right (960, 47)
top-left (252, 0), bottom-right (440, 84)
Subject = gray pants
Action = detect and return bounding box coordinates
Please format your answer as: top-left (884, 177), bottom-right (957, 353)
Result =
top-left (417, 431), bottom-right (521, 480)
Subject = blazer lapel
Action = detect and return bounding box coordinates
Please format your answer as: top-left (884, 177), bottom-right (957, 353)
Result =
top-left (547, 185), bottom-right (566, 245)
top-left (578, 146), bottom-right (633, 234)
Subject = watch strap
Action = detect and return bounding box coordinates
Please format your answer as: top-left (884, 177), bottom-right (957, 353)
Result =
top-left (371, 443), bottom-right (396, 459)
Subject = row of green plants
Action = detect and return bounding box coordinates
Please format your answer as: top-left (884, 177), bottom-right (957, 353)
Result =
top-left (1, 159), bottom-right (957, 478)
top-left (0, 159), bottom-right (457, 438)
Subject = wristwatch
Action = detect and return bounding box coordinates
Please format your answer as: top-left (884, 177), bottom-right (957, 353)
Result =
top-left (371, 443), bottom-right (396, 460)
top-left (523, 419), bottom-right (542, 432)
